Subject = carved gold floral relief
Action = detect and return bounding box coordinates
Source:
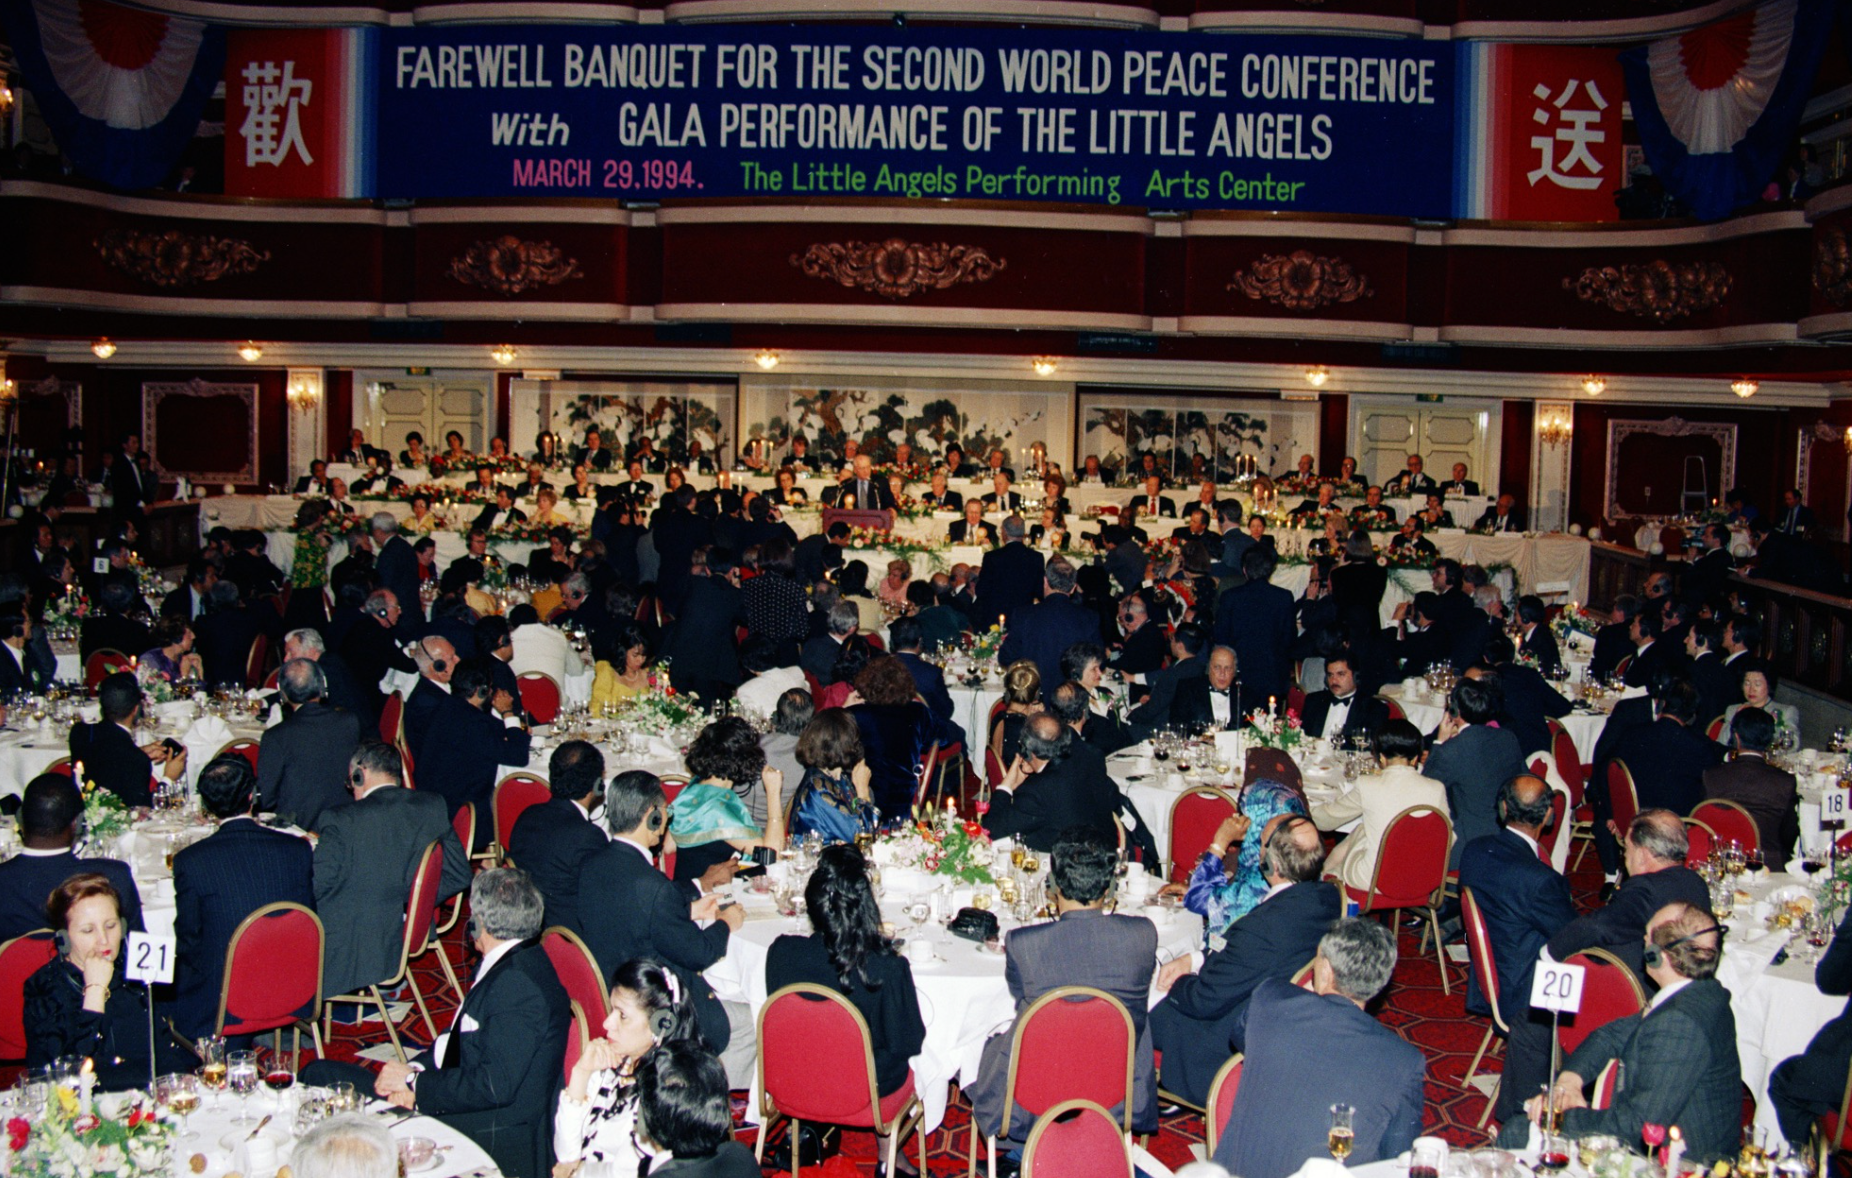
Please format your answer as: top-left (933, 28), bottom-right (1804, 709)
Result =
top-left (790, 239), bottom-right (1006, 298)
top-left (1563, 259), bottom-right (1731, 324)
top-left (1227, 250), bottom-right (1373, 311)
top-left (447, 235), bottom-right (584, 296)
top-left (93, 229), bottom-right (270, 288)
top-left (1814, 225), bottom-right (1852, 307)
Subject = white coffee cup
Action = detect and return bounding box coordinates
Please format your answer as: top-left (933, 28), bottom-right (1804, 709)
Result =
top-left (905, 938), bottom-right (936, 964)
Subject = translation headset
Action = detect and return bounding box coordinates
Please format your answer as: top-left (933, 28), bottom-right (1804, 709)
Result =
top-left (420, 640), bottom-right (448, 674)
top-left (649, 970), bottom-right (681, 1041)
top-left (1641, 924), bottom-right (1724, 970)
top-left (646, 804), bottom-right (667, 833)
top-left (54, 929), bottom-right (69, 954)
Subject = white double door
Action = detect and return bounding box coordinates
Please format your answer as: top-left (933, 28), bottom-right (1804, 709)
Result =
top-left (1349, 397), bottom-right (1499, 494)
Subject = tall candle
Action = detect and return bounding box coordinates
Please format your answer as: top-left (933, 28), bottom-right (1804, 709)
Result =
top-left (78, 1058), bottom-right (95, 1114)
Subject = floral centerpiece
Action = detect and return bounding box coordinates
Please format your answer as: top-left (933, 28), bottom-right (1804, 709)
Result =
top-left (11, 1087), bottom-right (175, 1177)
top-left (41, 587), bottom-right (91, 642)
top-left (613, 674), bottom-right (708, 732)
top-left (908, 816), bottom-right (995, 885)
top-left (479, 519), bottom-right (585, 545)
top-left (1347, 507), bottom-right (1397, 531)
top-left (1551, 605), bottom-right (1603, 643)
top-left (78, 776), bottom-right (134, 844)
top-left (1243, 706), bottom-right (1305, 752)
top-left (966, 625), bottom-right (1005, 664)
top-left (133, 663), bottom-right (177, 706)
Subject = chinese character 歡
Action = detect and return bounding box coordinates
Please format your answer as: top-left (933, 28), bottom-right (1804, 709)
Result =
top-left (241, 60), bottom-right (314, 168)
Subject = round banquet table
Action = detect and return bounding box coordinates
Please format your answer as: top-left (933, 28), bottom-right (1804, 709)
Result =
top-left (700, 870), bottom-right (1203, 1135)
top-left (0, 706), bottom-right (271, 802)
top-left (161, 1088), bottom-right (497, 1178)
top-left (1375, 684), bottom-right (1614, 765)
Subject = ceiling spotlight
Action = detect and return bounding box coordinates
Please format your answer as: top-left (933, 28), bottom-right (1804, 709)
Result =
top-left (91, 338), bottom-right (117, 359)
top-left (1304, 366), bottom-right (1329, 388)
top-left (1731, 378), bottom-right (1759, 399)
top-left (1581, 375), bottom-right (1606, 396)
top-left (753, 349), bottom-right (780, 370)
top-left (1031, 356), bottom-right (1059, 377)
top-left (490, 344), bottom-right (518, 366)
top-left (238, 342), bottom-right (264, 362)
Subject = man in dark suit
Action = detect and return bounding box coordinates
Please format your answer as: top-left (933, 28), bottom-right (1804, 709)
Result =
top-left (1606, 679), bottom-right (1722, 816)
top-left (1683, 620), bottom-right (1734, 729)
top-left (79, 581), bottom-right (152, 663)
top-left (660, 551), bottom-right (746, 702)
top-left (415, 659), bottom-right (531, 831)
top-left (652, 486), bottom-right (714, 610)
top-left (1127, 623), bottom-right (1208, 738)
top-left (1776, 488), bottom-right (1817, 536)
top-left (1621, 609), bottom-right (1678, 689)
top-left (109, 434), bottom-right (156, 524)
top-left (472, 486), bottom-right (528, 534)
top-left (0, 774), bottom-right (144, 943)
top-left (1133, 475), bottom-right (1176, 520)
top-left (1458, 775), bottom-right (1578, 1121)
top-left (402, 636), bottom-right (459, 757)
top-left (1473, 494), bottom-right (1525, 534)
top-left (578, 771), bottom-right (751, 1084)
top-left (194, 579), bottom-right (284, 690)
top-left (799, 600), bottom-right (858, 687)
top-left (1214, 919), bottom-right (1425, 1178)
top-left (920, 471), bottom-right (963, 511)
top-left (793, 522), bottom-right (849, 586)
top-left (371, 514), bottom-right (424, 640)
top-left (366, 869), bottom-right (570, 1178)
top-left (1212, 546), bottom-right (1295, 706)
top-left (968, 830), bottom-right (1161, 1140)
top-left (1689, 524), bottom-right (1736, 599)
top-left (170, 754), bottom-right (316, 1040)
top-left (1152, 816), bottom-right (1338, 1106)
top-left (1499, 903), bottom-right (1739, 1165)
top-left (1211, 501), bottom-right (1256, 582)
top-left (313, 741), bottom-right (470, 999)
top-left (223, 532), bottom-right (286, 601)
top-left (69, 672), bottom-right (182, 809)
top-left (0, 612), bottom-right (38, 696)
top-left (996, 556), bottom-right (1100, 695)
top-left (284, 626), bottom-right (373, 735)
top-left (292, 460), bottom-right (330, 496)
top-left (982, 714), bottom-right (1120, 852)
top-left (834, 455), bottom-right (896, 512)
top-left (1440, 463), bottom-right (1480, 497)
top-left (1423, 676), bottom-right (1528, 865)
top-left (1486, 637), bottom-right (1573, 756)
top-left (1301, 654), bottom-right (1390, 743)
top-left (506, 741), bottom-right (610, 936)
top-left (1702, 707), bottom-right (1800, 865)
top-left (1383, 454), bottom-right (1437, 497)
top-left (257, 659), bottom-right (363, 831)
top-left (890, 617), bottom-right (965, 749)
top-left (1170, 646), bottom-right (1245, 732)
top-left (340, 589), bottom-right (419, 722)
top-left (1516, 596), bottom-right (1562, 677)
top-left (160, 558), bottom-right (216, 623)
top-left (1589, 597), bottom-right (1641, 681)
top-left (1107, 594), bottom-right (1169, 698)
top-left (974, 516), bottom-right (1044, 629)
top-left (1771, 904), bottom-right (1852, 1146)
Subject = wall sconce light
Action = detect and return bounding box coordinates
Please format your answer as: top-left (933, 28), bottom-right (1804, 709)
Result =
top-left (0, 84), bottom-right (13, 116)
top-left (1538, 406), bottom-right (1574, 449)
top-left (1031, 356), bottom-right (1059, 377)
top-left (237, 342), bottom-right (264, 363)
top-left (1842, 426), bottom-right (1852, 456)
top-left (1580, 375), bottom-right (1606, 396)
top-left (490, 344), bottom-right (518, 366)
top-left (1731, 378), bottom-right (1759, 399)
top-left (1304, 366), bottom-right (1330, 388)
top-left (752, 349), bottom-right (780, 370)
top-left (286, 370), bottom-right (322, 413)
top-left (91, 338), bottom-right (117, 359)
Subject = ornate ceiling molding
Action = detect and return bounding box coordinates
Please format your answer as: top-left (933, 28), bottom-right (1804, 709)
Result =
top-left (93, 229), bottom-right (271, 289)
top-left (1814, 225), bottom-right (1852, 307)
top-left (1563, 259), bottom-right (1731, 324)
top-left (447, 235), bottom-right (584, 296)
top-left (1227, 249), bottom-right (1373, 311)
top-left (790, 239), bottom-right (1007, 298)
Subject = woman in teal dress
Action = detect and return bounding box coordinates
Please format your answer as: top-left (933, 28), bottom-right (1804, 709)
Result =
top-left (667, 716), bottom-right (786, 886)
top-left (785, 709), bottom-right (879, 843)
top-left (1177, 774), bottom-right (1309, 940)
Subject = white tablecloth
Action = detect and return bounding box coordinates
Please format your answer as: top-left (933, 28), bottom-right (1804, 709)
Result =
top-left (167, 1091), bottom-right (496, 1178)
top-left (1376, 686), bottom-right (1613, 765)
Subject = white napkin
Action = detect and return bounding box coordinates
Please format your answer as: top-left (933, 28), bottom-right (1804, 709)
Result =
top-left (181, 715), bottom-right (235, 767)
top-left (1288, 1159), bottom-right (1355, 1178)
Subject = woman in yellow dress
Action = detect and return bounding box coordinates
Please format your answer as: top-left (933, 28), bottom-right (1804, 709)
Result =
top-left (404, 492), bottom-right (441, 534)
top-left (530, 488), bottom-right (571, 527)
top-left (590, 623), bottom-right (654, 710)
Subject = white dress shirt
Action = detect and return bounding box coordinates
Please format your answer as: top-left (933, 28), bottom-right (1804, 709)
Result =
top-left (1319, 693), bottom-right (1354, 740)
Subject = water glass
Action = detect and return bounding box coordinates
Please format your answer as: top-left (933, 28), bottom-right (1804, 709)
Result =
top-left (226, 1050), bottom-right (259, 1122)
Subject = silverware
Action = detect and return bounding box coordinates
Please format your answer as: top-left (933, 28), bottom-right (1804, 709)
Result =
top-left (245, 1113), bottom-right (272, 1141)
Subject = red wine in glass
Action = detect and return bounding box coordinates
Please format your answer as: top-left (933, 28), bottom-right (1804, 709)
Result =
top-left (1412, 1167), bottom-right (1440, 1178)
top-left (263, 1070), bottom-right (295, 1092)
top-left (1538, 1150), bottom-right (1570, 1171)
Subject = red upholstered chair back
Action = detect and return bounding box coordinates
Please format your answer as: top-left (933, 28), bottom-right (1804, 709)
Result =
top-left (1461, 887), bottom-right (1508, 1034)
top-left (84, 650), bottom-right (132, 693)
top-left (1705, 716), bottom-right (1728, 742)
top-left (1022, 1100), bottom-right (1133, 1178)
top-left (451, 803), bottom-right (475, 856)
top-left (1004, 987), bottom-right (1136, 1138)
top-left (564, 1000), bottom-right (592, 1086)
top-left (1537, 783), bottom-right (1567, 864)
top-left (218, 903), bottom-right (323, 1036)
top-left (1547, 720), bottom-right (1586, 808)
top-left (493, 773), bottom-right (552, 852)
top-left (43, 759), bottom-right (74, 779)
top-left (379, 691), bottom-right (405, 743)
top-left (1691, 800), bottom-right (1758, 855)
top-left (216, 739), bottom-right (262, 773)
top-left (1205, 1055), bottom-right (1245, 1155)
top-left (516, 672), bottom-right (562, 726)
top-left (1166, 787), bottom-right (1240, 884)
top-left (1559, 948), bottom-right (1646, 1057)
top-left (542, 927), bottom-right (610, 1027)
top-left (1286, 686), bottom-right (1307, 717)
top-left (1245, 748), bottom-right (1301, 793)
top-left (1383, 697), bottom-right (1407, 722)
top-left (1355, 807), bottom-right (1452, 911)
top-left (659, 776), bottom-right (689, 804)
top-left (1607, 761), bottom-right (1640, 833)
top-left (403, 842), bottom-right (444, 966)
top-left (1683, 819), bottom-right (1716, 867)
top-left (0, 932), bottom-right (58, 1058)
top-left (244, 634), bottom-right (270, 691)
top-left (759, 984), bottom-right (889, 1128)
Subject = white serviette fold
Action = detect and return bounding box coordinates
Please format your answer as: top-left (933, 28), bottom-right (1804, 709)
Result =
top-left (181, 715), bottom-right (235, 767)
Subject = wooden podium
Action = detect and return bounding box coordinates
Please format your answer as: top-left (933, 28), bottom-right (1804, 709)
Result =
top-left (822, 507), bottom-right (895, 532)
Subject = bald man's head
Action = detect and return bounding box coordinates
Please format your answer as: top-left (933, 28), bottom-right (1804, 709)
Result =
top-left (1497, 774), bottom-right (1554, 833)
top-left (1262, 815), bottom-right (1326, 884)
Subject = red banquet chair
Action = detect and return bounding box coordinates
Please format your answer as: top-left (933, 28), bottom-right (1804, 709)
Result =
top-left (1558, 948), bottom-right (1646, 1058)
top-left (1245, 747), bottom-right (1301, 794)
top-left (214, 738), bottom-right (262, 773)
top-left (244, 634), bottom-right (270, 691)
top-left (1705, 716), bottom-right (1729, 742)
top-left (217, 902), bottom-right (326, 1059)
top-left (516, 672), bottom-right (563, 726)
top-left (322, 840), bottom-right (445, 1063)
top-left (379, 690), bottom-right (406, 744)
top-left (757, 984), bottom-right (928, 1178)
top-left (0, 932), bottom-right (58, 1059)
top-left (42, 759), bottom-right (74, 779)
top-left (1204, 1055), bottom-right (1245, 1155)
top-left (492, 773), bottom-right (552, 862)
top-left (1683, 819), bottom-right (1716, 867)
top-left (1341, 806), bottom-right (1455, 994)
top-left (1607, 761), bottom-right (1641, 841)
top-left (1383, 697), bottom-right (1408, 722)
top-left (968, 986), bottom-right (1135, 1178)
top-left (564, 999), bottom-right (592, 1086)
top-left (1691, 799), bottom-right (1759, 857)
top-left (1022, 1100), bottom-right (1134, 1178)
top-left (542, 926), bottom-right (610, 1033)
top-left (1166, 786), bottom-right (1240, 885)
top-left (1461, 887), bottom-right (1510, 1127)
top-left (84, 649), bottom-right (132, 693)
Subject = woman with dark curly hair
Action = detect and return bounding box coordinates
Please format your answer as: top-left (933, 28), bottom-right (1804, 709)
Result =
top-left (668, 716), bottom-right (787, 885)
top-left (766, 844), bottom-right (926, 1169)
top-left (847, 655), bottom-right (934, 820)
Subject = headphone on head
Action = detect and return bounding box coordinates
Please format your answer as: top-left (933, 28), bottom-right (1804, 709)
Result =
top-left (1641, 924), bottom-right (1724, 970)
top-left (53, 930), bottom-right (68, 955)
top-left (649, 970), bottom-right (681, 1041)
top-left (350, 768), bottom-right (365, 789)
top-left (467, 915), bottom-right (482, 943)
top-left (420, 639), bottom-right (448, 674)
top-left (646, 803), bottom-right (667, 832)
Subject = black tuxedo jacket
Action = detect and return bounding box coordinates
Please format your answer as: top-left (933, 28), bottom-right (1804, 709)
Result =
top-left (974, 542), bottom-right (1044, 630)
top-left (1442, 479), bottom-right (1481, 496)
top-left (0, 644), bottom-right (35, 696)
top-left (996, 593), bottom-right (1102, 699)
top-left (170, 819), bottom-right (316, 1039)
top-left (1519, 625), bottom-right (1562, 676)
top-left (1300, 690), bottom-right (1390, 743)
top-left (224, 551), bottom-right (285, 600)
top-left (1151, 880), bottom-right (1339, 1105)
top-left (1127, 656), bottom-right (1206, 738)
top-left (1457, 830), bottom-right (1575, 1026)
top-left (340, 617), bottom-right (417, 720)
top-left (374, 536), bottom-right (423, 635)
top-left (1212, 580), bottom-right (1295, 703)
top-left (1589, 622), bottom-right (1634, 681)
top-left (981, 749), bottom-right (1120, 852)
top-left (1385, 472), bottom-right (1437, 495)
top-left (837, 478), bottom-right (897, 511)
top-left (0, 850), bottom-right (142, 944)
top-left (1496, 662), bottom-right (1573, 755)
top-left (1607, 717), bottom-right (1724, 816)
top-left (414, 693), bottom-right (530, 820)
top-left (660, 576), bottom-right (746, 691)
top-left (506, 799), bottom-right (608, 935)
top-left (981, 491), bottom-right (1024, 512)
top-left (579, 841), bottom-right (733, 1054)
top-left (196, 603), bottom-right (281, 690)
top-left (1133, 494), bottom-right (1177, 519)
top-left (79, 613), bottom-right (151, 663)
top-left (160, 585), bottom-right (204, 622)
top-left (1688, 652), bottom-right (1735, 729)
top-left (413, 942), bottom-right (570, 1178)
top-left (68, 720), bottom-right (154, 808)
top-left (256, 701), bottom-right (363, 831)
top-left (403, 677), bottom-right (450, 760)
top-left (1169, 676), bottom-right (1243, 732)
top-left (947, 519), bottom-right (995, 547)
top-left (1689, 548), bottom-right (1735, 598)
top-left (1109, 624), bottom-right (1169, 692)
top-left (472, 505), bottom-right (529, 532)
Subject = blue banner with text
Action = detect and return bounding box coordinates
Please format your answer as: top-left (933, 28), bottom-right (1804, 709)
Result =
top-left (376, 24), bottom-right (1454, 214)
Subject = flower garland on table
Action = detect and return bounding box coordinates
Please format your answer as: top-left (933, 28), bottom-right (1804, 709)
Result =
top-left (427, 452), bottom-right (530, 479)
top-left (288, 510), bottom-right (366, 588)
top-left (1551, 606), bottom-right (1603, 643)
top-left (1244, 706), bottom-right (1305, 752)
top-left (10, 1087), bottom-right (175, 1177)
top-left (474, 520), bottom-right (588, 545)
top-left (842, 529), bottom-right (943, 571)
top-left (612, 674), bottom-right (708, 733)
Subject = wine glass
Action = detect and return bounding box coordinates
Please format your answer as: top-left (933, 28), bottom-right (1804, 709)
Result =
top-left (156, 1073), bottom-right (201, 1140)
top-left (264, 1052), bottom-right (297, 1102)
top-left (1328, 1103), bottom-right (1355, 1163)
top-left (226, 1049), bottom-right (259, 1122)
top-left (197, 1036), bottom-right (227, 1103)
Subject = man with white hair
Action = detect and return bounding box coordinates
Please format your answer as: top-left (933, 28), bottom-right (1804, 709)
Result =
top-left (1213, 918), bottom-right (1424, 1178)
top-left (293, 1118), bottom-right (397, 1178)
top-left (370, 512), bottom-right (422, 639)
top-left (403, 635), bottom-right (457, 755)
top-left (283, 626), bottom-right (372, 731)
top-left (256, 658), bottom-right (363, 830)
